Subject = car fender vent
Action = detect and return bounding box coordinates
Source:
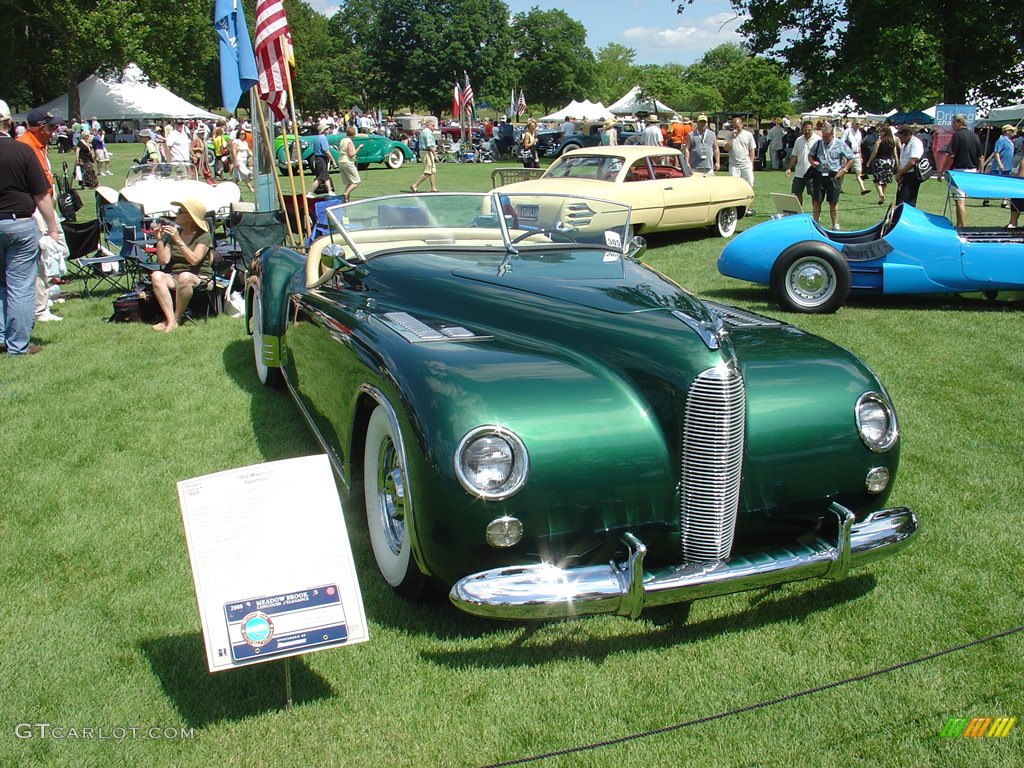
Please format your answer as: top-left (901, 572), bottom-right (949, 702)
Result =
top-left (702, 301), bottom-right (784, 328)
top-left (680, 365), bottom-right (746, 562)
top-left (380, 311), bottom-right (488, 343)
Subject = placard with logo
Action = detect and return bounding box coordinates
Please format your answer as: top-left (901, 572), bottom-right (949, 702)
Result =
top-left (178, 455), bottom-right (369, 671)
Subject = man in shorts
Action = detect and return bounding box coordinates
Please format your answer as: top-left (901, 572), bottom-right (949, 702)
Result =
top-left (940, 113), bottom-right (983, 227)
top-left (410, 118), bottom-right (438, 193)
top-left (785, 120), bottom-right (820, 208)
top-left (807, 122), bottom-right (855, 230)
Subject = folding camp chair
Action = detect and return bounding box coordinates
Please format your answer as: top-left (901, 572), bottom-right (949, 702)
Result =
top-left (307, 195), bottom-right (345, 245)
top-left (63, 217), bottom-right (134, 297)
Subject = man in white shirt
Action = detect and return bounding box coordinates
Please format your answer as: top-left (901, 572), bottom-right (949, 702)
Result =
top-left (724, 117), bottom-right (756, 213)
top-left (641, 114), bottom-right (664, 146)
top-left (166, 120), bottom-right (190, 163)
top-left (785, 120), bottom-right (820, 207)
top-left (894, 125), bottom-right (925, 208)
top-left (840, 118), bottom-right (869, 195)
top-left (766, 119), bottom-right (785, 169)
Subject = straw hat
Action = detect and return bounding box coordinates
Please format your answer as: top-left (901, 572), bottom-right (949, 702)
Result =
top-left (603, 117), bottom-right (616, 128)
top-left (645, 114), bottom-right (660, 123)
top-left (171, 198), bottom-right (209, 232)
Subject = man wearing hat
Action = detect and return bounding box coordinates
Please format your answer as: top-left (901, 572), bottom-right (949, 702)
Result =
top-left (410, 118), bottom-right (438, 193)
top-left (311, 120), bottom-right (337, 195)
top-left (687, 115), bottom-right (719, 174)
top-left (601, 117), bottom-right (618, 147)
top-left (989, 124), bottom-right (1016, 176)
top-left (642, 114), bottom-right (664, 146)
top-left (0, 99), bottom-right (61, 354)
top-left (19, 107), bottom-right (67, 323)
top-left (149, 198), bottom-right (212, 332)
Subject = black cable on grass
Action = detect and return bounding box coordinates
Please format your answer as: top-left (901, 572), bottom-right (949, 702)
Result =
top-left (478, 624), bottom-right (1024, 768)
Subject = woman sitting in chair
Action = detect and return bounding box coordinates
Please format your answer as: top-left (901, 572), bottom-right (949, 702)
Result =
top-left (149, 198), bottom-right (211, 332)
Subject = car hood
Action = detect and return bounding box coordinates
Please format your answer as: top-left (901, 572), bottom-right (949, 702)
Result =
top-left (451, 259), bottom-right (710, 318)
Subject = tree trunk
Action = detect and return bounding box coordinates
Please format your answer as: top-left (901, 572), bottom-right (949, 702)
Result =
top-left (63, 38), bottom-right (80, 119)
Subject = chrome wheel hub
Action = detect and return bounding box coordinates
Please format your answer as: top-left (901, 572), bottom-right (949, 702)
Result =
top-left (376, 440), bottom-right (406, 555)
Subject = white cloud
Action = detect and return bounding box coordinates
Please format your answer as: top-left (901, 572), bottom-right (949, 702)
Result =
top-left (623, 13), bottom-right (744, 53)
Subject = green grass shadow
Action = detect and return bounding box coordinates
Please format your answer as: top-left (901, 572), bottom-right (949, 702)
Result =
top-left (139, 633), bottom-right (335, 728)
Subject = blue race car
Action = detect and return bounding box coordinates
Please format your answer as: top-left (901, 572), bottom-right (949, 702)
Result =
top-left (717, 171), bottom-right (1024, 312)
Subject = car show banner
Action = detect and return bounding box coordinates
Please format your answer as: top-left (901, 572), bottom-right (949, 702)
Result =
top-left (178, 454), bottom-right (369, 673)
top-left (932, 104), bottom-right (977, 174)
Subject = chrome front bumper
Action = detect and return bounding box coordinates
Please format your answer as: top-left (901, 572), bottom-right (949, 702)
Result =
top-left (449, 504), bottom-right (918, 620)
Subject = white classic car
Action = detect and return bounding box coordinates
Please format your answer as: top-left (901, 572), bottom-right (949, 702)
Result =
top-left (102, 163), bottom-right (241, 217)
top-left (495, 145), bottom-right (753, 237)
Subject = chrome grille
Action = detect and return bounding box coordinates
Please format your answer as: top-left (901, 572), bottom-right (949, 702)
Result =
top-left (680, 365), bottom-right (746, 562)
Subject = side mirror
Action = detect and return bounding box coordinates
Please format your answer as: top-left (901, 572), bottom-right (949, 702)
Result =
top-left (321, 243), bottom-right (355, 272)
top-left (627, 235), bottom-right (647, 260)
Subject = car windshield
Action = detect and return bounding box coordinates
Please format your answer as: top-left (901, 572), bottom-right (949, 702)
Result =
top-left (543, 155), bottom-right (622, 182)
top-left (323, 192), bottom-right (632, 270)
top-left (124, 162), bottom-right (199, 187)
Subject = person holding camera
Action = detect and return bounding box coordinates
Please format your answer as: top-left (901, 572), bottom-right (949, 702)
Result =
top-left (149, 198), bottom-right (211, 333)
top-left (807, 122), bottom-right (855, 230)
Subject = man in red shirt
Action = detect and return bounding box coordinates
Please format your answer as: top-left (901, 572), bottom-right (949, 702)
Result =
top-left (18, 107), bottom-right (65, 322)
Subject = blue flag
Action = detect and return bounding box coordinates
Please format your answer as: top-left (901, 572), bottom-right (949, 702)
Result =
top-left (215, 0), bottom-right (258, 113)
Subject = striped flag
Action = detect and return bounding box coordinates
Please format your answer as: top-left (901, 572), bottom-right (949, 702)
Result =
top-left (463, 72), bottom-right (476, 122)
top-left (453, 81), bottom-right (462, 119)
top-left (254, 0), bottom-right (294, 119)
top-left (517, 89), bottom-right (526, 118)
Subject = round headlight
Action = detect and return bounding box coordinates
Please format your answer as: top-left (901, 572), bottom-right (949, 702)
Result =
top-left (455, 427), bottom-right (529, 500)
top-left (855, 393), bottom-right (899, 452)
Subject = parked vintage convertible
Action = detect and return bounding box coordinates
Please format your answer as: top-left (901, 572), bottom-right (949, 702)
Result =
top-left (274, 131), bottom-right (414, 173)
top-left (248, 192), bottom-right (918, 620)
top-left (717, 170), bottom-right (1024, 312)
top-left (495, 146), bottom-right (753, 237)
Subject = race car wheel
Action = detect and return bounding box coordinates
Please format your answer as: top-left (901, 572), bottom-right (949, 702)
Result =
top-left (385, 147), bottom-right (405, 169)
top-left (715, 207), bottom-right (739, 238)
top-left (364, 405), bottom-right (426, 596)
top-left (770, 242), bottom-right (850, 313)
top-left (251, 284), bottom-right (283, 388)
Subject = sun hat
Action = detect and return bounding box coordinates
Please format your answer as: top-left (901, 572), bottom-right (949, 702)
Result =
top-left (0, 99), bottom-right (10, 121)
top-left (645, 114), bottom-right (660, 123)
top-left (1002, 124), bottom-right (1016, 133)
top-left (171, 198), bottom-right (209, 232)
top-left (603, 117), bottom-right (616, 128)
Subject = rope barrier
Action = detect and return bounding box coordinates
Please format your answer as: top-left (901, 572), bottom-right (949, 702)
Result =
top-left (477, 624), bottom-right (1024, 768)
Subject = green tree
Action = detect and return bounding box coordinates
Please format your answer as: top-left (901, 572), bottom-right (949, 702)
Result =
top-left (674, 0), bottom-right (1022, 107)
top-left (592, 44), bottom-right (638, 106)
top-left (512, 9), bottom-right (595, 113)
top-left (685, 44), bottom-right (791, 116)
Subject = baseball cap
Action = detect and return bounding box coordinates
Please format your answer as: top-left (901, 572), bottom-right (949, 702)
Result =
top-left (697, 114), bottom-right (708, 122)
top-left (26, 107), bottom-right (61, 127)
top-left (0, 99), bottom-right (10, 121)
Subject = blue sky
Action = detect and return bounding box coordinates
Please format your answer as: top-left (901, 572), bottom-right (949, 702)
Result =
top-left (307, 0), bottom-right (746, 67)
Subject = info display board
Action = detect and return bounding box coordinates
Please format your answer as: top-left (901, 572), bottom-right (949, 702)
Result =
top-left (178, 455), bottom-right (369, 672)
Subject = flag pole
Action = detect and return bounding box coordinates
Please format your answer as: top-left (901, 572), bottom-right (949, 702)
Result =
top-left (282, 62), bottom-right (310, 244)
top-left (253, 100), bottom-right (297, 247)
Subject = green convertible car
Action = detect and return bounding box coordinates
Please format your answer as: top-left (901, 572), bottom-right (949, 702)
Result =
top-left (274, 130), bottom-right (414, 173)
top-left (248, 192), bottom-right (918, 620)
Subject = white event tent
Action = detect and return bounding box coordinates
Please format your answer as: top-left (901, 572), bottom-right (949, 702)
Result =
top-left (607, 86), bottom-right (673, 116)
top-left (541, 99), bottom-right (612, 122)
top-left (17, 63), bottom-right (218, 122)
top-left (802, 96), bottom-right (894, 123)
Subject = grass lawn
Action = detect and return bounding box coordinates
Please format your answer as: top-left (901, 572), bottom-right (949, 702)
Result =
top-left (1, 146), bottom-right (1022, 767)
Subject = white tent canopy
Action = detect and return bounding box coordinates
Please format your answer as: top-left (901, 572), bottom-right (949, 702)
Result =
top-left (607, 86), bottom-right (673, 116)
top-left (802, 96), bottom-right (894, 123)
top-left (541, 99), bottom-right (612, 122)
top-left (17, 63), bottom-right (218, 122)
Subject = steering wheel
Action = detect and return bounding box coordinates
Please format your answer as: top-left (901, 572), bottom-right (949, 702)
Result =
top-left (880, 204), bottom-right (897, 237)
top-left (511, 228), bottom-right (576, 244)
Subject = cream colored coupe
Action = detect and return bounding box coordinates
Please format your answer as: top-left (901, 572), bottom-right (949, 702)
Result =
top-left (495, 145), bottom-right (753, 237)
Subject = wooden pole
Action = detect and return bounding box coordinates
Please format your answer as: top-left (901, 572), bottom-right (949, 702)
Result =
top-left (253, 101), bottom-right (297, 248)
top-left (283, 62), bottom-right (311, 244)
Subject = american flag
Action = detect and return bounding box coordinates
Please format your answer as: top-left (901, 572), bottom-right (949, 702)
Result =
top-left (254, 0), bottom-right (293, 119)
top-left (463, 72), bottom-right (474, 108)
top-left (517, 89), bottom-right (526, 118)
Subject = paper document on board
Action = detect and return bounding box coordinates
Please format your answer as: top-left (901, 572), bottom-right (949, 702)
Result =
top-left (178, 454), bottom-right (369, 671)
